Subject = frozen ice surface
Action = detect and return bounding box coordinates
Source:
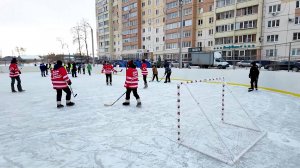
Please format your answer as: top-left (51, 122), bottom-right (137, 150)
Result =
top-left (0, 72), bottom-right (299, 168)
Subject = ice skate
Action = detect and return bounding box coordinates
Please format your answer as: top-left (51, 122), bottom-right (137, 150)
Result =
top-left (122, 100), bottom-right (130, 106)
top-left (136, 99), bottom-right (141, 107)
top-left (66, 101), bottom-right (75, 106)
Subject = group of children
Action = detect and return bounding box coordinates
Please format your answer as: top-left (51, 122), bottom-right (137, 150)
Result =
top-left (9, 58), bottom-right (173, 108)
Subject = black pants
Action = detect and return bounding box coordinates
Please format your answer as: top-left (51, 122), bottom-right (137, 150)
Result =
top-left (152, 74), bottom-right (158, 81)
top-left (46, 70), bottom-right (49, 75)
top-left (83, 68), bottom-right (85, 74)
top-left (56, 87), bottom-right (71, 101)
top-left (11, 76), bottom-right (23, 91)
top-left (78, 68), bottom-right (81, 74)
top-left (106, 74), bottom-right (112, 83)
top-left (72, 70), bottom-right (77, 77)
top-left (143, 75), bottom-right (147, 84)
top-left (250, 77), bottom-right (258, 89)
top-left (125, 88), bottom-right (140, 100)
top-left (165, 73), bottom-right (171, 82)
top-left (88, 70), bottom-right (91, 76)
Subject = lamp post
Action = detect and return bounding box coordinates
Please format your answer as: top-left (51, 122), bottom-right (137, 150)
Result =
top-left (87, 23), bottom-right (95, 67)
top-left (178, 0), bottom-right (183, 69)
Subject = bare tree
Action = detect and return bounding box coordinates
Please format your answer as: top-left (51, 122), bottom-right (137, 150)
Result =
top-left (80, 19), bottom-right (90, 57)
top-left (71, 25), bottom-right (83, 56)
top-left (15, 47), bottom-right (26, 57)
top-left (56, 37), bottom-right (66, 55)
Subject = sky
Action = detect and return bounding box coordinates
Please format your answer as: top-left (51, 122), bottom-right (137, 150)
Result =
top-left (0, 0), bottom-right (96, 58)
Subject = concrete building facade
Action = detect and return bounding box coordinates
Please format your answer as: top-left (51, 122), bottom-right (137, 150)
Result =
top-left (95, 0), bottom-right (300, 61)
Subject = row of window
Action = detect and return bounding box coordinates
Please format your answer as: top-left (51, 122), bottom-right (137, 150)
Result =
top-left (166, 20), bottom-right (192, 30)
top-left (266, 48), bottom-right (300, 57)
top-left (122, 3), bottom-right (137, 12)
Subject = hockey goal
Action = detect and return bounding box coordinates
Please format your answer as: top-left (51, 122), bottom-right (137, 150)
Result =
top-left (176, 77), bottom-right (266, 165)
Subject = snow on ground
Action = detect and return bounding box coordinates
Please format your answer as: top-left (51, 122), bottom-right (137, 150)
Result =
top-left (0, 71), bottom-right (299, 168)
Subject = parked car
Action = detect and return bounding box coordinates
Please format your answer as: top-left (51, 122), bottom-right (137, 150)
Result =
top-left (236, 60), bottom-right (261, 68)
top-left (264, 61), bottom-right (300, 72)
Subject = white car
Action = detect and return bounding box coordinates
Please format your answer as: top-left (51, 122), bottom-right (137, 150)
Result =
top-left (237, 60), bottom-right (261, 68)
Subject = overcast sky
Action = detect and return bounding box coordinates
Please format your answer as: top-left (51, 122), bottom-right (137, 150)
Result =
top-left (0, 0), bottom-right (96, 57)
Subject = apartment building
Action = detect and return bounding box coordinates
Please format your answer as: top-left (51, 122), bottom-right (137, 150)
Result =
top-left (262, 0), bottom-right (300, 60)
top-left (96, 0), bottom-right (112, 58)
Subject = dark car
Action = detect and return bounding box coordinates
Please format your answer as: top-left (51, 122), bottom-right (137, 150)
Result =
top-left (264, 61), bottom-right (300, 72)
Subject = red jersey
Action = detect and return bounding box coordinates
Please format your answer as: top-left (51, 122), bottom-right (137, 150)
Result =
top-left (141, 63), bottom-right (148, 75)
top-left (102, 64), bottom-right (116, 74)
top-left (124, 67), bottom-right (139, 88)
top-left (51, 66), bottom-right (71, 89)
top-left (9, 63), bottom-right (20, 77)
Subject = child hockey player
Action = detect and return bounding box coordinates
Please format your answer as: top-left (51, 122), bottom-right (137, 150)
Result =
top-left (51, 60), bottom-right (75, 108)
top-left (123, 60), bottom-right (141, 107)
top-left (141, 59), bottom-right (148, 88)
top-left (9, 58), bottom-right (25, 92)
top-left (164, 61), bottom-right (172, 83)
top-left (151, 65), bottom-right (158, 82)
top-left (102, 61), bottom-right (117, 85)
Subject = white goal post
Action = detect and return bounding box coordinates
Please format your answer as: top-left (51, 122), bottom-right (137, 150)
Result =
top-left (176, 77), bottom-right (266, 165)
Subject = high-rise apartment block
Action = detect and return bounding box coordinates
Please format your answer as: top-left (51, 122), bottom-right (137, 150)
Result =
top-left (95, 0), bottom-right (300, 61)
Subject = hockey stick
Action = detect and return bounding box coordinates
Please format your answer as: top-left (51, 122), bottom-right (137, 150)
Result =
top-left (104, 91), bottom-right (126, 106)
top-left (68, 85), bottom-right (77, 98)
top-left (158, 74), bottom-right (166, 82)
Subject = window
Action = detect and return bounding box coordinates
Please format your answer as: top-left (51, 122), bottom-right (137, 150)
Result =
top-left (166, 1), bottom-right (177, 9)
top-left (216, 23), bottom-right (235, 32)
top-left (167, 12), bottom-right (178, 19)
top-left (234, 34), bottom-right (256, 43)
top-left (182, 41), bottom-right (191, 48)
top-left (166, 43), bottom-right (178, 49)
top-left (297, 1), bottom-right (300, 8)
top-left (209, 29), bottom-right (214, 35)
top-left (183, 8), bottom-right (192, 16)
top-left (156, 28), bottom-right (159, 33)
top-left (235, 20), bottom-right (257, 30)
top-left (183, 19), bottom-right (192, 27)
top-left (293, 32), bottom-right (300, 40)
top-left (267, 35), bottom-right (279, 42)
top-left (148, 0), bottom-right (151, 5)
top-left (208, 41), bottom-right (213, 46)
top-left (156, 10), bottom-right (159, 15)
top-left (266, 49), bottom-right (277, 57)
top-left (156, 37), bottom-right (159, 42)
top-left (166, 33), bottom-right (179, 39)
top-left (267, 20), bottom-right (280, 27)
top-left (216, 10), bottom-right (234, 20)
top-left (197, 42), bottom-right (202, 47)
top-left (183, 31), bottom-right (191, 37)
top-left (209, 17), bottom-right (214, 23)
top-left (292, 48), bottom-right (300, 56)
top-left (198, 31), bottom-right (203, 36)
top-left (209, 5), bottom-right (213, 11)
top-left (236, 5), bottom-right (258, 17)
top-left (156, 0), bottom-right (160, 5)
top-left (198, 8), bottom-right (203, 14)
top-left (269, 4), bottom-right (281, 13)
top-left (216, 0), bottom-right (235, 8)
top-left (295, 17), bottom-right (300, 24)
top-left (198, 19), bottom-right (203, 25)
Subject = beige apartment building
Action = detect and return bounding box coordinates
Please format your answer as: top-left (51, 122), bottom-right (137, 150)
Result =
top-left (96, 0), bottom-right (299, 62)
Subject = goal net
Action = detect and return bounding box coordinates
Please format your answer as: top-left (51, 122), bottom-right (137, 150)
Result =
top-left (176, 77), bottom-right (266, 165)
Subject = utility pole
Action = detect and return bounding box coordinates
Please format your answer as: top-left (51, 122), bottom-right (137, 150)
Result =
top-left (178, 0), bottom-right (183, 69)
top-left (288, 42), bottom-right (292, 72)
top-left (91, 27), bottom-right (95, 66)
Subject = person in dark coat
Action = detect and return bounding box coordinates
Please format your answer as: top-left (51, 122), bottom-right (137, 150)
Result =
top-left (164, 61), bottom-right (172, 83)
top-left (249, 62), bottom-right (260, 91)
top-left (39, 63), bottom-right (47, 77)
top-left (72, 62), bottom-right (77, 77)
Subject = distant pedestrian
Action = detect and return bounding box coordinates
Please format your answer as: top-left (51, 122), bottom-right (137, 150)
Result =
top-left (248, 62), bottom-right (260, 92)
top-left (9, 58), bottom-right (25, 92)
top-left (51, 60), bottom-right (75, 108)
top-left (87, 63), bottom-right (92, 76)
top-left (71, 62), bottom-right (77, 77)
top-left (82, 63), bottom-right (86, 74)
top-left (77, 64), bottom-right (82, 74)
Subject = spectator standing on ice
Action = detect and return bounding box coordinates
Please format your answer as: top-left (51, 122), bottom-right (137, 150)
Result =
top-left (102, 61), bottom-right (116, 85)
top-left (71, 62), bottom-right (77, 77)
top-left (164, 61), bottom-right (172, 83)
top-left (248, 62), bottom-right (260, 92)
top-left (87, 63), bottom-right (92, 76)
top-left (51, 60), bottom-right (75, 108)
top-left (9, 58), bottom-right (25, 92)
top-left (141, 59), bottom-right (148, 88)
top-left (151, 65), bottom-right (158, 82)
top-left (82, 63), bottom-right (86, 74)
top-left (45, 64), bottom-right (49, 75)
top-left (77, 63), bottom-right (82, 74)
top-left (39, 63), bottom-right (47, 77)
top-left (123, 60), bottom-right (141, 107)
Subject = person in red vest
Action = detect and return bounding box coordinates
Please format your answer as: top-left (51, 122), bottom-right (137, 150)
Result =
top-left (51, 60), bottom-right (75, 108)
top-left (102, 61), bottom-right (117, 85)
top-left (9, 58), bottom-right (25, 92)
top-left (123, 60), bottom-right (141, 107)
top-left (141, 59), bottom-right (148, 88)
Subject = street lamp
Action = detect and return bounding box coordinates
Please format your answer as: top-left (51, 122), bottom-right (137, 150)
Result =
top-left (87, 23), bottom-right (95, 67)
top-left (178, 0), bottom-right (183, 69)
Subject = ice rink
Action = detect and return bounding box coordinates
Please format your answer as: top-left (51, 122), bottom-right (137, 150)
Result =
top-left (0, 71), bottom-right (299, 168)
